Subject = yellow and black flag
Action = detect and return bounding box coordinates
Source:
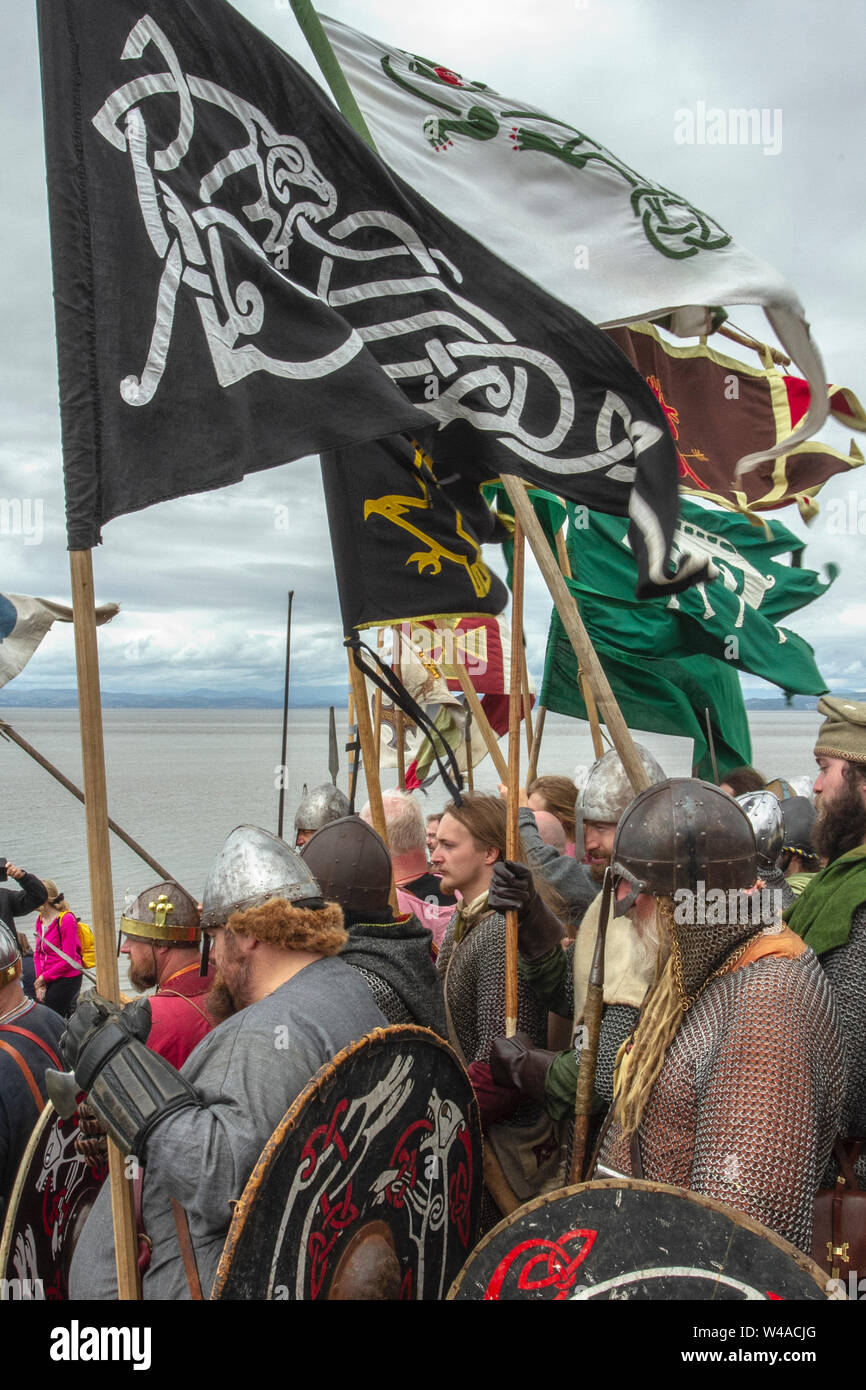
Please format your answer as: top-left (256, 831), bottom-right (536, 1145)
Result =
top-left (322, 435), bottom-right (509, 632)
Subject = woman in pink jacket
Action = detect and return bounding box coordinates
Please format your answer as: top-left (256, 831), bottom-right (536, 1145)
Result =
top-left (33, 879), bottom-right (82, 1018)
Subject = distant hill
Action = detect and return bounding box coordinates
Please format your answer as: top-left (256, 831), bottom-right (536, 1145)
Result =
top-left (3, 686), bottom-right (864, 712)
top-left (0, 686), bottom-right (338, 709)
top-left (744, 693), bottom-right (866, 711)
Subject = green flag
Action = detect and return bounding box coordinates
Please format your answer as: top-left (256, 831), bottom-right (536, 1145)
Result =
top-left (541, 499), bottom-right (836, 778)
top-left (542, 617), bottom-right (751, 780)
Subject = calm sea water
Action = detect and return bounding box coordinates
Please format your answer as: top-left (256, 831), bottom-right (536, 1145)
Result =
top-left (1, 705), bottom-right (824, 933)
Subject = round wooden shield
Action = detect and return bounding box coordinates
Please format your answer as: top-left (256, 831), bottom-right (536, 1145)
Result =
top-left (0, 1104), bottom-right (106, 1301)
top-left (212, 1026), bottom-right (482, 1301)
top-left (447, 1179), bottom-right (838, 1301)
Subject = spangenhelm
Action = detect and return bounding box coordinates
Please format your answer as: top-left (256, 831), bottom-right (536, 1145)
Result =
top-left (735, 791), bottom-right (784, 869)
top-left (780, 796), bottom-right (819, 860)
top-left (294, 784), bottom-right (351, 840)
top-left (0, 919), bottom-right (22, 986)
top-left (575, 744), bottom-right (666, 854)
top-left (612, 778), bottom-right (759, 1006)
top-left (201, 825), bottom-right (323, 928)
top-left (119, 881), bottom-right (201, 943)
top-left (611, 778), bottom-right (758, 917)
top-left (300, 815), bottom-right (393, 914)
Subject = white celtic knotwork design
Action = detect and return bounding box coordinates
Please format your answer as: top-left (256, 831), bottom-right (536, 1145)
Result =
top-left (267, 1051), bottom-right (470, 1301)
top-left (91, 14), bottom-right (666, 494)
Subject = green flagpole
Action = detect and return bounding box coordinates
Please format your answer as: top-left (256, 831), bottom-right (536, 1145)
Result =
top-left (288, 1), bottom-right (376, 148)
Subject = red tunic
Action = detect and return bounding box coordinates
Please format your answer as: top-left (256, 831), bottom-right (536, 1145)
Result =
top-left (148, 962), bottom-right (215, 1069)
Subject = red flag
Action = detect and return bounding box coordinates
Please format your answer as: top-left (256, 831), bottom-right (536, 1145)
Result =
top-left (608, 323), bottom-right (863, 520)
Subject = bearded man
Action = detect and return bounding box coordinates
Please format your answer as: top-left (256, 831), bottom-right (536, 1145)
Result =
top-left (68, 826), bottom-right (385, 1299)
top-left (786, 695), bottom-right (866, 1186)
top-left (597, 779), bottom-right (844, 1254)
top-left (119, 881), bottom-right (214, 1068)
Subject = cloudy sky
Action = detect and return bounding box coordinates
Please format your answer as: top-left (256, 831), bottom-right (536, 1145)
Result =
top-left (2, 0), bottom-right (864, 705)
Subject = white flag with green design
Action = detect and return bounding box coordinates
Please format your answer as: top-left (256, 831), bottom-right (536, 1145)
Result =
top-left (321, 14), bottom-right (828, 468)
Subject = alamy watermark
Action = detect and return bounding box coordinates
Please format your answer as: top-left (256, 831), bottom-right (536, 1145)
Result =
top-left (826, 1269), bottom-right (866, 1300)
top-left (0, 1277), bottom-right (44, 1299)
top-left (49, 1321), bottom-right (151, 1370)
top-left (674, 103), bottom-right (782, 157)
top-left (824, 491), bottom-right (866, 535)
top-left (672, 880), bottom-right (783, 925)
top-left (0, 497), bottom-right (43, 545)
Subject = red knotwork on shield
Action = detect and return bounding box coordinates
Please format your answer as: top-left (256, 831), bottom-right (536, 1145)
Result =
top-left (484, 1229), bottom-right (598, 1301)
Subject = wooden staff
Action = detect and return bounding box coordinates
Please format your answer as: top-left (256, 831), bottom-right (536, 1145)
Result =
top-left (276, 590), bottom-right (294, 840)
top-left (502, 477), bottom-right (650, 796)
top-left (447, 661), bottom-right (508, 781)
top-left (569, 868), bottom-right (611, 1184)
top-left (69, 550), bottom-right (140, 1300)
top-left (373, 629), bottom-right (384, 765)
top-left (346, 642), bottom-right (398, 913)
top-left (555, 507), bottom-right (606, 760)
top-left (504, 517), bottom-right (525, 1038)
top-left (0, 719), bottom-right (188, 889)
top-left (717, 321), bottom-right (790, 367)
top-left (580, 673), bottom-right (606, 761)
top-left (392, 627), bottom-right (406, 791)
top-left (519, 639), bottom-right (534, 759)
top-left (526, 704), bottom-right (546, 785)
top-left (464, 708), bottom-right (474, 792)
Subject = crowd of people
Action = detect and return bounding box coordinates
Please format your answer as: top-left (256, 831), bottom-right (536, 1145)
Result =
top-left (1, 692), bottom-right (864, 1297)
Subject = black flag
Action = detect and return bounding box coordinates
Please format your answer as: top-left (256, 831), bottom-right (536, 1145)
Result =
top-left (322, 436), bottom-right (509, 631)
top-left (39, 0), bottom-right (708, 596)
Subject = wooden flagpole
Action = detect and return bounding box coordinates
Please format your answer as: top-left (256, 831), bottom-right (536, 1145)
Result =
top-left (373, 629), bottom-right (384, 765)
top-left (519, 640), bottom-right (534, 759)
top-left (464, 708), bottom-right (474, 792)
top-left (504, 517), bottom-right (525, 1037)
top-left (569, 868), bottom-right (611, 1183)
top-left (276, 589), bottom-right (294, 840)
top-left (346, 644), bottom-right (398, 912)
top-left (555, 511), bottom-right (606, 760)
top-left (503, 478), bottom-right (650, 795)
top-left (69, 549), bottom-right (140, 1301)
top-left (0, 719), bottom-right (187, 888)
top-left (447, 662), bottom-right (508, 782)
top-left (526, 705), bottom-right (546, 785)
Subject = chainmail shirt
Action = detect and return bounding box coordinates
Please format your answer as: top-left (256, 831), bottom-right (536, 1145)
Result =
top-left (437, 907), bottom-right (548, 1127)
top-left (762, 864), bottom-right (795, 914)
top-left (349, 965), bottom-right (414, 1026)
top-left (820, 901), bottom-right (866, 1186)
top-left (598, 949), bottom-right (845, 1252)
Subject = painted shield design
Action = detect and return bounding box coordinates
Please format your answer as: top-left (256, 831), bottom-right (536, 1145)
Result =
top-left (212, 1026), bottom-right (482, 1300)
top-left (0, 1105), bottom-right (106, 1301)
top-left (447, 1179), bottom-right (838, 1301)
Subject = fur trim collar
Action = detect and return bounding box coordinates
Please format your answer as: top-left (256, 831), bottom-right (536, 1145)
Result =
top-left (227, 897), bottom-right (347, 955)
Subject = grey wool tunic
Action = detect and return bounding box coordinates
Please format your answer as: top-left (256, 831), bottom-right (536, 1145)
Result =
top-left (70, 957), bottom-right (386, 1299)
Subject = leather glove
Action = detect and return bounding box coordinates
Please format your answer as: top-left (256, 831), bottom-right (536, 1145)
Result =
top-left (488, 860), bottom-right (564, 959)
top-left (61, 991), bottom-right (196, 1160)
top-left (489, 1031), bottom-right (558, 1106)
top-left (61, 991), bottom-right (152, 1086)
